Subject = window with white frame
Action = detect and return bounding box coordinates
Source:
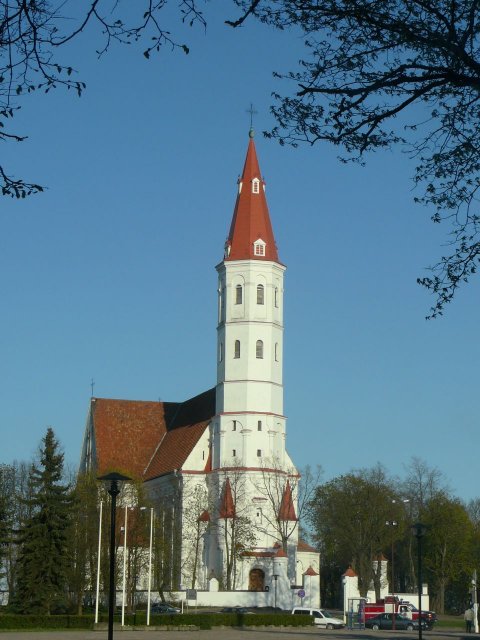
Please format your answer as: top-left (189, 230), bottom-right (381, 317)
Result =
top-left (252, 178), bottom-right (260, 194)
top-left (257, 420), bottom-right (262, 431)
top-left (234, 340), bottom-right (241, 359)
top-left (253, 239), bottom-right (266, 256)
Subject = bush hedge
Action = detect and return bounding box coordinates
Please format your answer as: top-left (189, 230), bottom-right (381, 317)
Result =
top-left (0, 614), bottom-right (94, 630)
top-left (0, 611), bottom-right (312, 630)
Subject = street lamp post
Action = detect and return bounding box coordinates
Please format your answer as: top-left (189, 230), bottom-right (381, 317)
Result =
top-left (412, 523), bottom-right (427, 640)
top-left (385, 519), bottom-right (398, 629)
top-left (98, 472), bottom-right (132, 640)
top-left (273, 574), bottom-right (279, 611)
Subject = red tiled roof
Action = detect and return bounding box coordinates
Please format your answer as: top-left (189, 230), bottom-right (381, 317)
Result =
top-left (90, 388), bottom-right (216, 482)
top-left (304, 566), bottom-right (319, 577)
top-left (225, 134), bottom-right (279, 263)
top-left (198, 510), bottom-right (210, 522)
top-left (297, 539), bottom-right (317, 553)
top-left (92, 398), bottom-right (168, 479)
top-left (144, 420), bottom-right (209, 480)
top-left (204, 447), bottom-right (212, 473)
top-left (343, 566), bottom-right (357, 577)
top-left (275, 548), bottom-right (287, 558)
top-left (278, 480), bottom-right (298, 521)
top-left (241, 550), bottom-right (275, 558)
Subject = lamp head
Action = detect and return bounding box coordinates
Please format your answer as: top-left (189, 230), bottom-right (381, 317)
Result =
top-left (98, 471), bottom-right (132, 496)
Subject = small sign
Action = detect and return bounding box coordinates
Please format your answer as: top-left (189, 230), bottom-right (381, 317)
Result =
top-left (297, 589), bottom-right (305, 598)
top-left (186, 589), bottom-right (197, 600)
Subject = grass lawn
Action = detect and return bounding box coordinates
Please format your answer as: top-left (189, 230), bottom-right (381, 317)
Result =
top-left (435, 615), bottom-right (466, 630)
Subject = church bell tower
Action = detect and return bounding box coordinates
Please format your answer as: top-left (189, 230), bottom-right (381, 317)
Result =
top-left (213, 129), bottom-right (287, 471)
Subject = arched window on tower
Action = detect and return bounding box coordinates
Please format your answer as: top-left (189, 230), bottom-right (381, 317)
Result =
top-left (235, 285), bottom-right (243, 305)
top-left (274, 287), bottom-right (279, 308)
top-left (234, 340), bottom-right (241, 359)
top-left (256, 340), bottom-right (264, 359)
top-left (257, 284), bottom-right (264, 305)
top-left (275, 343), bottom-right (279, 362)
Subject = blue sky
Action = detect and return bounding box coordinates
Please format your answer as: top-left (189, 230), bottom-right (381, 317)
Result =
top-left (1, 4), bottom-right (478, 501)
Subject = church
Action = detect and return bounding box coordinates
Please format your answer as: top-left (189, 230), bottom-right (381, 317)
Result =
top-left (79, 130), bottom-right (320, 607)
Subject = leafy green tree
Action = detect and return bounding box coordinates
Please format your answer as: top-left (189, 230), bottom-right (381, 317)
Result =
top-left (12, 428), bottom-right (72, 614)
top-left (0, 461), bottom-right (33, 601)
top-left (398, 457), bottom-right (449, 591)
top-left (68, 472), bottom-right (102, 614)
top-left (308, 465), bottom-right (396, 599)
top-left (422, 493), bottom-right (474, 613)
top-left (229, 0), bottom-right (480, 316)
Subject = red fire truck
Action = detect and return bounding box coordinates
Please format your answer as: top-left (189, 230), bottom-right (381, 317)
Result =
top-left (361, 596), bottom-right (437, 627)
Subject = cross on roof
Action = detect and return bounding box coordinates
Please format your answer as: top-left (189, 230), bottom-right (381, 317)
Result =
top-left (246, 103), bottom-right (258, 130)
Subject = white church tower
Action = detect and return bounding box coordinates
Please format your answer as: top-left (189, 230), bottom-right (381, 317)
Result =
top-left (214, 129), bottom-right (287, 467)
top-left (208, 130), bottom-right (301, 592)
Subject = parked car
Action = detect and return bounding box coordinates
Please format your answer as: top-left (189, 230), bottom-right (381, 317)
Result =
top-left (365, 613), bottom-right (425, 631)
top-left (291, 607), bottom-right (345, 629)
top-left (220, 606), bottom-right (250, 614)
top-left (151, 603), bottom-right (180, 614)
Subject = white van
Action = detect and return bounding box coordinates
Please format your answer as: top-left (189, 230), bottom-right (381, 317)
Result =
top-left (292, 607), bottom-right (345, 629)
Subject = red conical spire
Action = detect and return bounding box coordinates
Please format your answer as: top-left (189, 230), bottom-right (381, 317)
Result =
top-left (277, 480), bottom-right (298, 521)
top-left (219, 478), bottom-right (236, 519)
top-left (225, 131), bottom-right (279, 262)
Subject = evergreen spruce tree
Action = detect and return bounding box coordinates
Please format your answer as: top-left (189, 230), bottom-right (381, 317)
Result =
top-left (12, 428), bottom-right (72, 614)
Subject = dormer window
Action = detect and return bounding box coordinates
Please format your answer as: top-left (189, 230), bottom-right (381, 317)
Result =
top-left (253, 239), bottom-right (266, 257)
top-left (252, 178), bottom-right (260, 194)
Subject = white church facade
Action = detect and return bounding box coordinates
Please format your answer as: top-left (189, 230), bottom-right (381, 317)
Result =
top-left (79, 131), bottom-right (320, 608)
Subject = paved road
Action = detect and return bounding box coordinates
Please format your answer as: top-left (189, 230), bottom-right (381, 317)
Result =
top-left (0, 627), bottom-right (471, 640)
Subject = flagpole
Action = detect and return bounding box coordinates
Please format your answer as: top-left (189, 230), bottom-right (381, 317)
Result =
top-left (121, 506), bottom-right (128, 626)
top-left (94, 500), bottom-right (103, 624)
top-left (147, 508), bottom-right (154, 626)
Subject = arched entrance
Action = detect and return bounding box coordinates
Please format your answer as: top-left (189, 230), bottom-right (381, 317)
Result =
top-left (248, 567), bottom-right (265, 591)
